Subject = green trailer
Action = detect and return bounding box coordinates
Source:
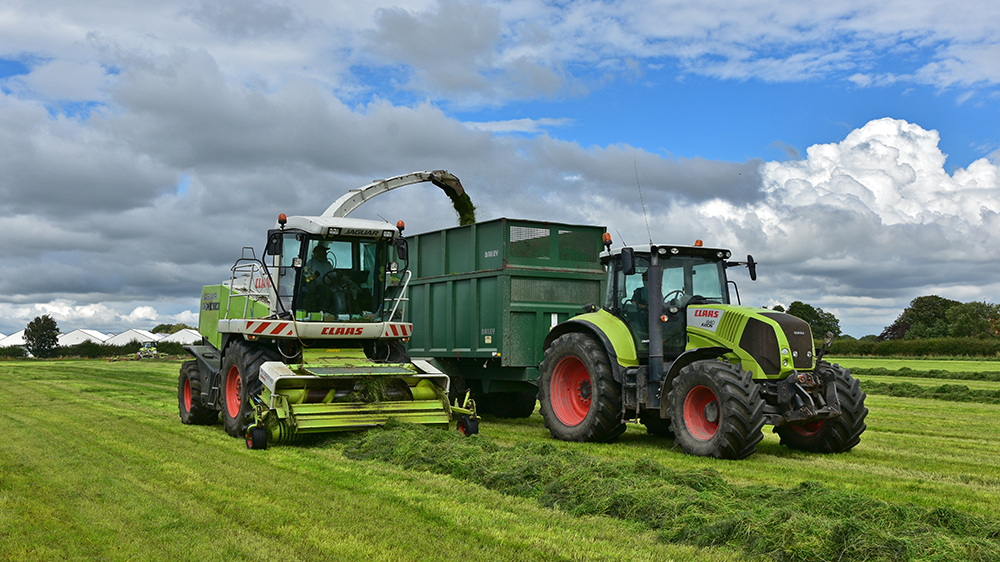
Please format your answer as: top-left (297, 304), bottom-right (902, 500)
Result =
top-left (405, 218), bottom-right (607, 417)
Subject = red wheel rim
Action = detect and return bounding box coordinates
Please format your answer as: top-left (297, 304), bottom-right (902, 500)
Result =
top-left (791, 420), bottom-right (824, 437)
top-left (183, 377), bottom-right (192, 412)
top-left (225, 365), bottom-right (242, 418)
top-left (551, 356), bottom-right (591, 426)
top-left (683, 385), bottom-right (720, 440)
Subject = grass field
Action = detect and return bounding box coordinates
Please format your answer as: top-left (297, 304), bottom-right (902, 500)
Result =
top-left (3, 359), bottom-right (1000, 561)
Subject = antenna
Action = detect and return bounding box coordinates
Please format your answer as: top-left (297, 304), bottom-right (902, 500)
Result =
top-left (615, 229), bottom-right (628, 247)
top-left (634, 158), bottom-right (652, 244)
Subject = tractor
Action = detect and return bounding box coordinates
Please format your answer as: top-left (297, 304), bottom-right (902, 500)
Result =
top-left (179, 171), bottom-right (479, 449)
top-left (537, 237), bottom-right (867, 459)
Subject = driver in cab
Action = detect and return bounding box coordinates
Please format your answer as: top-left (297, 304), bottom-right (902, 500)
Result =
top-left (303, 243), bottom-right (359, 315)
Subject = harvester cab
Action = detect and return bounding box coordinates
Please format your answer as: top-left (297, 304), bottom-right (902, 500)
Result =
top-left (538, 239), bottom-right (867, 460)
top-left (179, 171), bottom-right (479, 449)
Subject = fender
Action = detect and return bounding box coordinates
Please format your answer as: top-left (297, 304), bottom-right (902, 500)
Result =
top-left (543, 309), bottom-right (639, 383)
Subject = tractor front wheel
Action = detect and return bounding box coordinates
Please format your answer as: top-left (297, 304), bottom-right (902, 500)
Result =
top-left (775, 363), bottom-right (868, 453)
top-left (178, 360), bottom-right (218, 425)
top-left (667, 361), bottom-right (765, 460)
top-left (220, 341), bottom-right (278, 438)
top-left (538, 332), bottom-right (624, 443)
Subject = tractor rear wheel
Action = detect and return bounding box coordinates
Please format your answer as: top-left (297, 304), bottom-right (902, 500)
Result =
top-left (538, 332), bottom-right (624, 442)
top-left (178, 360), bottom-right (218, 425)
top-left (667, 361), bottom-right (765, 460)
top-left (775, 363), bottom-right (868, 453)
top-left (488, 391), bottom-right (538, 418)
top-left (220, 341), bottom-right (279, 438)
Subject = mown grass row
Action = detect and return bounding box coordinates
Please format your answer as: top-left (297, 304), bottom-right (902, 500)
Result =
top-left (852, 367), bottom-right (1000, 381)
top-left (861, 381), bottom-right (1000, 404)
top-left (344, 421), bottom-right (1000, 562)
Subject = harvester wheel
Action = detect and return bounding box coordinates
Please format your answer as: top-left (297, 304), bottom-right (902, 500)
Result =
top-left (457, 415), bottom-right (479, 436)
top-left (178, 360), bottom-right (218, 425)
top-left (220, 341), bottom-right (279, 438)
top-left (774, 363), bottom-right (868, 453)
top-left (488, 391), bottom-right (537, 418)
top-left (246, 426), bottom-right (268, 450)
top-left (538, 332), bottom-right (624, 443)
top-left (667, 361), bottom-right (765, 460)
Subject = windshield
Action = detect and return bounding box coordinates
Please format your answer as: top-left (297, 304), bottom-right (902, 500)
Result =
top-left (295, 236), bottom-right (396, 322)
top-left (606, 253), bottom-right (728, 358)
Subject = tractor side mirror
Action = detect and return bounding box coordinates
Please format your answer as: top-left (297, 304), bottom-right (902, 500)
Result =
top-left (747, 254), bottom-right (757, 281)
top-left (620, 247), bottom-right (635, 276)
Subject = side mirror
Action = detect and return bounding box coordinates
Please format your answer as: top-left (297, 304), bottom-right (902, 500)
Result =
top-left (746, 254), bottom-right (757, 281)
top-left (620, 247), bottom-right (635, 276)
top-left (265, 230), bottom-right (282, 256)
top-left (394, 238), bottom-right (409, 262)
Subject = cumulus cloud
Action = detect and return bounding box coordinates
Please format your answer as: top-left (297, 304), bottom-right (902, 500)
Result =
top-left (655, 118), bottom-right (1000, 335)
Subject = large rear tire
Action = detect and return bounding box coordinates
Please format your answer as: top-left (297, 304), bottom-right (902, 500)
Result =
top-left (538, 332), bottom-right (624, 442)
top-left (178, 360), bottom-right (218, 425)
top-left (220, 341), bottom-right (278, 438)
top-left (667, 361), bottom-right (765, 460)
top-left (774, 363), bottom-right (868, 453)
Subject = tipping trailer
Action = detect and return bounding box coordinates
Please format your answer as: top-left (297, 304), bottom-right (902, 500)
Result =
top-left (178, 171), bottom-right (479, 449)
top-left (404, 218), bottom-right (607, 417)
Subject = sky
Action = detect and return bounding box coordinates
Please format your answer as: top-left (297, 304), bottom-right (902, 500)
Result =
top-left (1, 0), bottom-right (1000, 339)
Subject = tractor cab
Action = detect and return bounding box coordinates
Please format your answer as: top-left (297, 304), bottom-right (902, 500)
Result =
top-left (264, 214), bottom-right (409, 324)
top-left (603, 242), bottom-right (735, 359)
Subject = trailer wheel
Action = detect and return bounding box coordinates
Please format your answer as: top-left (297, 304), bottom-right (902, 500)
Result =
top-left (639, 412), bottom-right (673, 438)
top-left (178, 360), bottom-right (218, 425)
top-left (488, 391), bottom-right (537, 418)
top-left (246, 426), bottom-right (268, 450)
top-left (457, 415), bottom-right (479, 436)
top-left (667, 361), bottom-right (765, 460)
top-left (775, 364), bottom-right (868, 453)
top-left (220, 341), bottom-right (279, 438)
top-left (538, 332), bottom-right (624, 443)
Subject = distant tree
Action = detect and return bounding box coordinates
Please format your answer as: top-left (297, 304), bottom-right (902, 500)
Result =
top-left (878, 322), bottom-right (909, 341)
top-left (946, 301), bottom-right (1000, 339)
top-left (891, 295), bottom-right (962, 340)
top-left (151, 323), bottom-right (194, 334)
top-left (24, 315), bottom-right (60, 358)
top-left (786, 301), bottom-right (842, 338)
top-left (771, 304), bottom-right (785, 312)
top-left (859, 334), bottom-right (879, 342)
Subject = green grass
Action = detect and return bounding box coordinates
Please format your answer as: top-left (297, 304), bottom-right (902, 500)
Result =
top-left (827, 357), bottom-right (1000, 372)
top-left (4, 359), bottom-right (1000, 561)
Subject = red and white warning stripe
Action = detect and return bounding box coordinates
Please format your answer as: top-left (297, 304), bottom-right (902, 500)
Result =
top-left (244, 320), bottom-right (295, 337)
top-left (384, 323), bottom-right (412, 338)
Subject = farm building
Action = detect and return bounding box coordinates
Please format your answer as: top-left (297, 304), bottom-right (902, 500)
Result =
top-left (58, 329), bottom-right (110, 346)
top-left (159, 329), bottom-right (202, 345)
top-left (104, 329), bottom-right (161, 346)
top-left (0, 330), bottom-right (26, 347)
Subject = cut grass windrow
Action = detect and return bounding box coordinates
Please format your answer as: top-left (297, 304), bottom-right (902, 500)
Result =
top-left (861, 380), bottom-right (1000, 404)
top-left (344, 420), bottom-right (1000, 562)
top-left (852, 367), bottom-right (1000, 382)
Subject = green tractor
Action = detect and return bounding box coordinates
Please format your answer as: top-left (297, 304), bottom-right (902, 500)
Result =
top-left (178, 171), bottom-right (479, 449)
top-left (538, 237), bottom-right (867, 459)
